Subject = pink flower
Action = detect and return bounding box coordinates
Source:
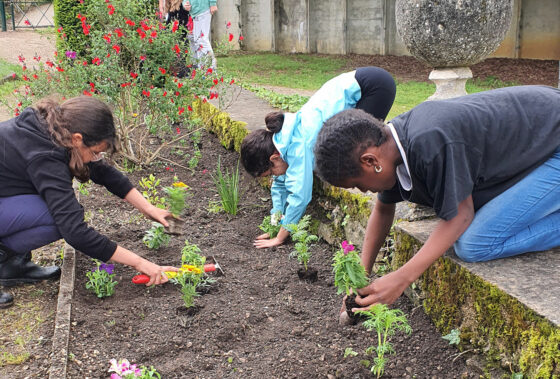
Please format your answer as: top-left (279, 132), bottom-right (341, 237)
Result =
top-left (226, 21), bottom-right (231, 28)
top-left (228, 33), bottom-right (233, 42)
top-left (341, 240), bottom-right (354, 255)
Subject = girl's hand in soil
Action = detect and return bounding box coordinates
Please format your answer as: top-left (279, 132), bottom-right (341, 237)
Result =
top-left (145, 205), bottom-right (172, 227)
top-left (253, 227), bottom-right (290, 249)
top-left (124, 188), bottom-right (171, 227)
top-left (352, 270), bottom-right (410, 310)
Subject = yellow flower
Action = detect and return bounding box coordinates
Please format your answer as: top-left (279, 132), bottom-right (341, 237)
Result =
top-left (132, 113), bottom-right (138, 117)
top-left (172, 181), bottom-right (188, 188)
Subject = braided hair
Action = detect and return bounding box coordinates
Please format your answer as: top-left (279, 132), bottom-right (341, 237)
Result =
top-left (314, 108), bottom-right (387, 185)
top-left (240, 111), bottom-right (284, 177)
top-left (34, 96), bottom-right (117, 182)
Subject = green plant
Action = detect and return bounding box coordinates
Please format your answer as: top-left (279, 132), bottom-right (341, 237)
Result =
top-left (139, 174), bottom-right (166, 208)
top-left (142, 222), bottom-right (171, 249)
top-left (332, 241), bottom-right (369, 296)
top-left (180, 240), bottom-right (205, 267)
top-left (207, 200), bottom-right (223, 214)
top-left (258, 211), bottom-right (282, 238)
top-left (442, 328), bottom-right (461, 345)
top-left (242, 84), bottom-right (308, 112)
top-left (163, 178), bottom-right (190, 216)
top-left (212, 157), bottom-right (240, 215)
top-left (85, 261), bottom-right (118, 298)
top-left (77, 180), bottom-right (91, 196)
top-left (171, 241), bottom-right (206, 308)
top-left (287, 215), bottom-right (318, 270)
top-left (344, 347), bottom-right (358, 358)
top-left (188, 148), bottom-right (202, 170)
top-left (357, 304), bottom-right (412, 379)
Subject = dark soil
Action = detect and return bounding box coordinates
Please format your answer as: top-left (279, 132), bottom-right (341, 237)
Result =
top-left (65, 130), bottom-right (477, 379)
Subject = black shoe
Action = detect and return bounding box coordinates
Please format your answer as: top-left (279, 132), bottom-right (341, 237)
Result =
top-left (0, 291), bottom-right (13, 308)
top-left (0, 245), bottom-right (61, 287)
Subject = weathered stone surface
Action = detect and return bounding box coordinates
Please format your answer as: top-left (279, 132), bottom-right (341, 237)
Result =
top-left (427, 67), bottom-right (472, 100)
top-left (395, 0), bottom-right (513, 67)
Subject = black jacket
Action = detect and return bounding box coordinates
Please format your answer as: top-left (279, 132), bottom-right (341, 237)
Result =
top-left (0, 108), bottom-right (134, 261)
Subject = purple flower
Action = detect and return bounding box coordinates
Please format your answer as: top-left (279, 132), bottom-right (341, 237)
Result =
top-left (341, 240), bottom-right (354, 255)
top-left (99, 263), bottom-right (114, 274)
top-left (65, 50), bottom-right (77, 59)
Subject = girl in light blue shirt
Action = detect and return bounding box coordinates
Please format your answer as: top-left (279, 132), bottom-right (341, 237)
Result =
top-left (241, 67), bottom-right (396, 248)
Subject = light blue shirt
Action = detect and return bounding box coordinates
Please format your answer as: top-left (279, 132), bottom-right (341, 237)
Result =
top-left (270, 70), bottom-right (362, 227)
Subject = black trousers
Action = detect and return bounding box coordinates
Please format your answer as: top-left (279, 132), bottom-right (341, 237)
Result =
top-left (355, 66), bottom-right (397, 121)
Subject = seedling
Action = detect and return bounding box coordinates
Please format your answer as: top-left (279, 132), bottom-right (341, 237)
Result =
top-left (344, 347), bottom-right (358, 358)
top-left (163, 177), bottom-right (190, 217)
top-left (108, 358), bottom-right (162, 379)
top-left (259, 211), bottom-right (283, 238)
top-left (287, 215), bottom-right (318, 270)
top-left (212, 156), bottom-right (240, 215)
top-left (332, 241), bottom-right (369, 296)
top-left (85, 261), bottom-right (117, 298)
top-left (357, 304), bottom-right (412, 378)
top-left (139, 174), bottom-right (166, 209)
top-left (170, 240), bottom-right (206, 308)
top-left (442, 328), bottom-right (461, 345)
top-left (143, 222), bottom-right (171, 249)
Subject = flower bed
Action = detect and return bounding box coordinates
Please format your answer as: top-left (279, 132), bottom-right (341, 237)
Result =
top-left (66, 130), bottom-right (477, 378)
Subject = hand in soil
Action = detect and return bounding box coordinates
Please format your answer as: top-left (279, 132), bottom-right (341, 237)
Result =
top-left (253, 226), bottom-right (289, 248)
top-left (354, 270), bottom-right (410, 310)
top-left (145, 205), bottom-right (172, 227)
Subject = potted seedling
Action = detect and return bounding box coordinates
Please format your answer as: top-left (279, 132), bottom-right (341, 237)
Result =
top-left (288, 215), bottom-right (319, 282)
top-left (258, 211), bottom-right (283, 238)
top-left (357, 304), bottom-right (412, 378)
top-left (163, 177), bottom-right (190, 235)
top-left (333, 240), bottom-right (370, 324)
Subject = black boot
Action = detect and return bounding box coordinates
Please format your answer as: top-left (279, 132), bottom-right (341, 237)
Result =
top-left (0, 243), bottom-right (61, 287)
top-left (0, 290), bottom-right (13, 308)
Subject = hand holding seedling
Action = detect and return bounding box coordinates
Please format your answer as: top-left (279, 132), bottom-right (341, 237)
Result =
top-left (354, 270), bottom-right (411, 310)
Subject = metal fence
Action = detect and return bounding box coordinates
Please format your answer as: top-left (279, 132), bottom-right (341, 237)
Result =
top-left (1, 0), bottom-right (54, 31)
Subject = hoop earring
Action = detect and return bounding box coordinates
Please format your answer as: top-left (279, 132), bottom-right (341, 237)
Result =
top-left (375, 165), bottom-right (382, 173)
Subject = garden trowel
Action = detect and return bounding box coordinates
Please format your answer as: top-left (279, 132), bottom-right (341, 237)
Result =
top-left (132, 258), bottom-right (223, 284)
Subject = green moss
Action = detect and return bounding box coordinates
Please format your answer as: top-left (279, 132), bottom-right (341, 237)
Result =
top-left (316, 183), bottom-right (372, 223)
top-left (192, 99), bottom-right (248, 152)
top-left (393, 231), bottom-right (560, 378)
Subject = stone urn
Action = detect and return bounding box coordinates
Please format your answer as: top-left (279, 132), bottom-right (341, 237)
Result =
top-left (395, 0), bottom-right (513, 100)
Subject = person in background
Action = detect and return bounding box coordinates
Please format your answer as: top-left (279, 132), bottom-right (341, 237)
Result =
top-left (0, 96), bottom-right (178, 308)
top-left (183, 0), bottom-right (218, 69)
top-left (240, 67), bottom-right (396, 248)
top-left (313, 85), bottom-right (560, 318)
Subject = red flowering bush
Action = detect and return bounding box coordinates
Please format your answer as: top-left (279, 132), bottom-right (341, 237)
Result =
top-left (11, 0), bottom-right (228, 165)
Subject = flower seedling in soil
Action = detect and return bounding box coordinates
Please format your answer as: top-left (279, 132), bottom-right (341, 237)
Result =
top-left (85, 261), bottom-right (117, 298)
top-left (332, 240), bottom-right (369, 322)
top-left (169, 240), bottom-right (206, 309)
top-left (357, 304), bottom-right (412, 379)
top-left (287, 215), bottom-right (319, 281)
top-left (212, 156), bottom-right (240, 215)
top-left (108, 358), bottom-right (161, 379)
top-left (142, 222), bottom-right (171, 249)
top-left (442, 328), bottom-right (461, 345)
top-left (258, 211), bottom-right (283, 238)
top-left (163, 178), bottom-right (190, 217)
top-left (139, 175), bottom-right (166, 209)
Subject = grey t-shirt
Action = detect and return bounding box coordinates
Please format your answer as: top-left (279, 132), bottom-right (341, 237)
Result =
top-left (379, 85), bottom-right (560, 220)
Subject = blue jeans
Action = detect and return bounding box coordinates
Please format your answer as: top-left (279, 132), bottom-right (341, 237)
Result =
top-left (0, 194), bottom-right (61, 254)
top-left (454, 147), bottom-right (560, 262)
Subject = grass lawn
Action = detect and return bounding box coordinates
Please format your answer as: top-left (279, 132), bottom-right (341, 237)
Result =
top-left (219, 52), bottom-right (517, 117)
top-left (0, 59), bottom-right (23, 101)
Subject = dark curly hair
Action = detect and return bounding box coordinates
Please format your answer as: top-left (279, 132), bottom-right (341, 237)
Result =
top-left (314, 108), bottom-right (387, 185)
top-left (240, 111), bottom-right (284, 177)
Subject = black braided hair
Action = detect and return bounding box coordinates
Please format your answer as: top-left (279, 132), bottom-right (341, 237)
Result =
top-left (240, 112), bottom-right (285, 177)
top-left (314, 108), bottom-right (387, 185)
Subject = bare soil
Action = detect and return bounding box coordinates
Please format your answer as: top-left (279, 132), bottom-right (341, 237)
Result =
top-left (64, 130), bottom-right (479, 379)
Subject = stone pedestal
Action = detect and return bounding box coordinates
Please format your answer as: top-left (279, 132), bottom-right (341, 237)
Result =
top-left (428, 67), bottom-right (472, 101)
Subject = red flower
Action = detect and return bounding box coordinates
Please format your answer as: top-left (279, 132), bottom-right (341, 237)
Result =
top-left (121, 82), bottom-right (131, 87)
top-left (11, 73), bottom-right (16, 79)
top-left (106, 53), bottom-right (111, 57)
top-left (177, 82), bottom-right (183, 88)
top-left (114, 28), bottom-right (123, 37)
top-left (92, 57), bottom-right (101, 65)
top-left (141, 21), bottom-right (150, 31)
top-left (220, 76), bottom-right (224, 82)
top-left (174, 91), bottom-right (180, 96)
top-left (125, 19), bottom-right (135, 26)
top-left (148, 38), bottom-right (153, 44)
top-left (173, 44), bottom-right (180, 54)
top-left (24, 20), bottom-right (30, 26)
top-left (172, 20), bottom-right (179, 33)
top-left (150, 30), bottom-right (157, 38)
top-left (206, 68), bottom-right (213, 75)
top-left (112, 45), bottom-right (121, 54)
top-left (103, 34), bottom-right (112, 43)
top-left (165, 167), bottom-right (170, 171)
top-left (89, 82), bottom-right (95, 91)
top-left (57, 26), bottom-right (63, 33)
top-left (140, 55), bottom-right (146, 61)
top-left (56, 66), bottom-right (64, 72)
top-left (159, 67), bottom-right (166, 74)
top-left (22, 75), bottom-right (29, 81)
top-left (191, 69), bottom-right (196, 79)
top-left (130, 72), bottom-right (138, 79)
top-left (142, 90), bottom-right (150, 97)
top-left (213, 79), bottom-right (218, 85)
top-left (32, 74), bottom-right (38, 79)
top-left (226, 21), bottom-right (231, 28)
top-left (187, 16), bottom-right (193, 31)
top-left (187, 105), bottom-right (193, 112)
top-left (163, 91), bottom-right (167, 96)
top-left (229, 79), bottom-right (235, 85)
top-left (22, 65), bottom-right (27, 71)
top-left (136, 28), bottom-right (146, 39)
top-left (239, 35), bottom-right (244, 41)
top-left (107, 4), bottom-right (115, 15)
top-left (228, 33), bottom-right (233, 42)
top-left (202, 98), bottom-right (207, 103)
top-left (83, 90), bottom-right (92, 96)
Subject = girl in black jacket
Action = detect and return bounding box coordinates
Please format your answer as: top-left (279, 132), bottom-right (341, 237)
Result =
top-left (0, 96), bottom-right (177, 308)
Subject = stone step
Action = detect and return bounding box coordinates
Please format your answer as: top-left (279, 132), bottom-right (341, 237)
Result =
top-left (394, 218), bottom-right (560, 378)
